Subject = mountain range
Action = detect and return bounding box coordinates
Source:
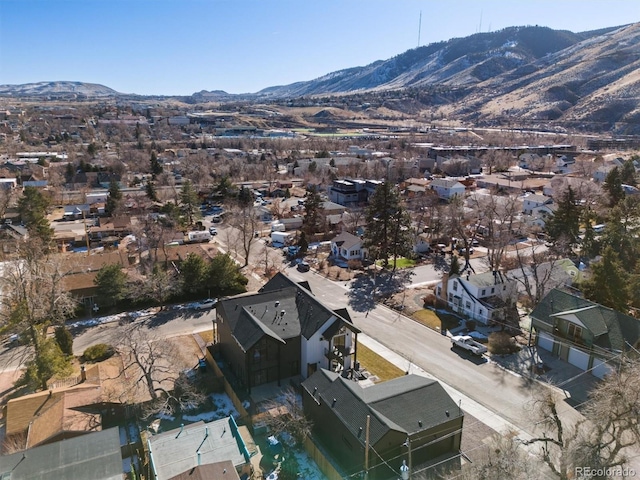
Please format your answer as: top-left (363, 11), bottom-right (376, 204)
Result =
top-left (2, 23), bottom-right (640, 133)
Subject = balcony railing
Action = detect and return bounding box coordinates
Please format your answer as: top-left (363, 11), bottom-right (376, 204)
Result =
top-left (325, 345), bottom-right (355, 361)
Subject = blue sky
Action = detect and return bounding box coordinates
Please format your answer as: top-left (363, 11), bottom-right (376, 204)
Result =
top-left (1, 0), bottom-right (638, 95)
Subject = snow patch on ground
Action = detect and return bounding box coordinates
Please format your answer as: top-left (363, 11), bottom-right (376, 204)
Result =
top-left (209, 392), bottom-right (241, 419)
top-left (291, 448), bottom-right (327, 480)
top-left (182, 411), bottom-right (225, 423)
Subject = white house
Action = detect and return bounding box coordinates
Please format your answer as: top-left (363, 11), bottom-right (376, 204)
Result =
top-left (429, 178), bottom-right (465, 200)
top-left (436, 271), bottom-right (517, 325)
top-left (553, 155), bottom-right (576, 174)
top-left (522, 194), bottom-right (553, 215)
top-left (330, 231), bottom-right (367, 261)
top-left (413, 233), bottom-right (432, 254)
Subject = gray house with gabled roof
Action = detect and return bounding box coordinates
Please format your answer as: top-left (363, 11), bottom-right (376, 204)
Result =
top-left (302, 369), bottom-right (463, 479)
top-left (531, 288), bottom-right (640, 378)
top-left (331, 231), bottom-right (367, 261)
top-left (215, 273), bottom-right (360, 390)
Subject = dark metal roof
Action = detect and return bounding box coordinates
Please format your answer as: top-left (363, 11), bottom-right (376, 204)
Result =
top-left (0, 427), bottom-right (122, 480)
top-left (302, 370), bottom-right (461, 446)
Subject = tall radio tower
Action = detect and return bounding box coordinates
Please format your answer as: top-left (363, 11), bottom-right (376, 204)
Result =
top-left (418, 10), bottom-right (422, 47)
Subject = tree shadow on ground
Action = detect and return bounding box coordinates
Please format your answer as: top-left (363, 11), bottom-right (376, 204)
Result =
top-left (347, 270), bottom-right (414, 313)
top-left (145, 307), bottom-right (210, 329)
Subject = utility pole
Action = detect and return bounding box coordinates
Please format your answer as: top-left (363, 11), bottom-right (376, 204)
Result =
top-left (364, 414), bottom-right (370, 480)
top-left (407, 436), bottom-right (412, 479)
top-left (402, 436), bottom-right (413, 479)
top-left (82, 211), bottom-right (90, 256)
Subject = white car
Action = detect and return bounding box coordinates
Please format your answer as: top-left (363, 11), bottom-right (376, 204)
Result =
top-left (194, 298), bottom-right (217, 310)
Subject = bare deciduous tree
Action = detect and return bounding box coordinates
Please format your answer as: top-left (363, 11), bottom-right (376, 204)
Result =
top-left (451, 431), bottom-right (536, 480)
top-left (259, 386), bottom-right (312, 444)
top-left (508, 245), bottom-right (561, 309)
top-left (520, 361), bottom-right (640, 480)
top-left (227, 205), bottom-right (260, 268)
top-left (116, 325), bottom-right (207, 418)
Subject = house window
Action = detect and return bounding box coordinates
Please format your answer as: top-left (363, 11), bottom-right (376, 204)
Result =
top-left (448, 293), bottom-right (453, 302)
top-left (479, 309), bottom-right (483, 317)
top-left (453, 281), bottom-right (458, 291)
top-left (481, 289), bottom-right (486, 296)
top-left (568, 323), bottom-right (583, 340)
top-left (465, 301), bottom-right (471, 309)
top-left (491, 287), bottom-right (495, 294)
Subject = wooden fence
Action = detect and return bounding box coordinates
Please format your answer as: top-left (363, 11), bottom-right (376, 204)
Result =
top-left (205, 346), bottom-right (252, 428)
top-left (304, 436), bottom-right (345, 480)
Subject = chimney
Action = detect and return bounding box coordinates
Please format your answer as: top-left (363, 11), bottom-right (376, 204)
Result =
top-left (175, 423), bottom-right (184, 439)
top-left (80, 365), bottom-right (87, 383)
top-left (440, 272), bottom-right (449, 302)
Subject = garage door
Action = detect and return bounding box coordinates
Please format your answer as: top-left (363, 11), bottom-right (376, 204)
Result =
top-left (537, 332), bottom-right (555, 352)
top-left (592, 358), bottom-right (614, 379)
top-left (568, 346), bottom-right (590, 371)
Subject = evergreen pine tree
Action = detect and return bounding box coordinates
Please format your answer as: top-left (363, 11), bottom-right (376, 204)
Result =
top-left (363, 182), bottom-right (412, 270)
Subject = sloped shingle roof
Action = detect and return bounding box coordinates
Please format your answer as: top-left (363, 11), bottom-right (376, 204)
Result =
top-left (532, 288), bottom-right (640, 352)
top-left (219, 273), bottom-right (359, 351)
top-left (302, 369), bottom-right (460, 446)
top-left (331, 231), bottom-right (362, 251)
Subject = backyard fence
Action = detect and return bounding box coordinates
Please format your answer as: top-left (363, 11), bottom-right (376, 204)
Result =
top-left (205, 346), bottom-right (252, 428)
top-left (304, 436), bottom-right (344, 480)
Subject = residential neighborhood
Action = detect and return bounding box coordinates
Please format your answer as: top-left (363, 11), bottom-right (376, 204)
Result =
top-left (1, 79), bottom-right (640, 480)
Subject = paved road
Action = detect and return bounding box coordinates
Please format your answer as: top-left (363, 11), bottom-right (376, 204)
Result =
top-left (71, 306), bottom-right (215, 356)
top-left (285, 264), bottom-right (584, 438)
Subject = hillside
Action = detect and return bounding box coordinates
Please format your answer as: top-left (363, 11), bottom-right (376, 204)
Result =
top-left (0, 81), bottom-right (119, 98)
top-left (3, 23), bottom-right (640, 133)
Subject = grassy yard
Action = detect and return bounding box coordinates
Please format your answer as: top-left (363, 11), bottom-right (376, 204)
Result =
top-left (357, 344), bottom-right (405, 382)
top-left (412, 309), bottom-right (461, 333)
top-left (198, 330), bottom-right (214, 344)
top-left (375, 257), bottom-right (416, 269)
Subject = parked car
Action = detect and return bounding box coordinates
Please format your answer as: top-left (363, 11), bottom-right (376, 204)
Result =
top-left (209, 226), bottom-right (218, 235)
top-left (296, 261), bottom-right (310, 272)
top-left (451, 335), bottom-right (487, 356)
top-left (194, 298), bottom-right (217, 310)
